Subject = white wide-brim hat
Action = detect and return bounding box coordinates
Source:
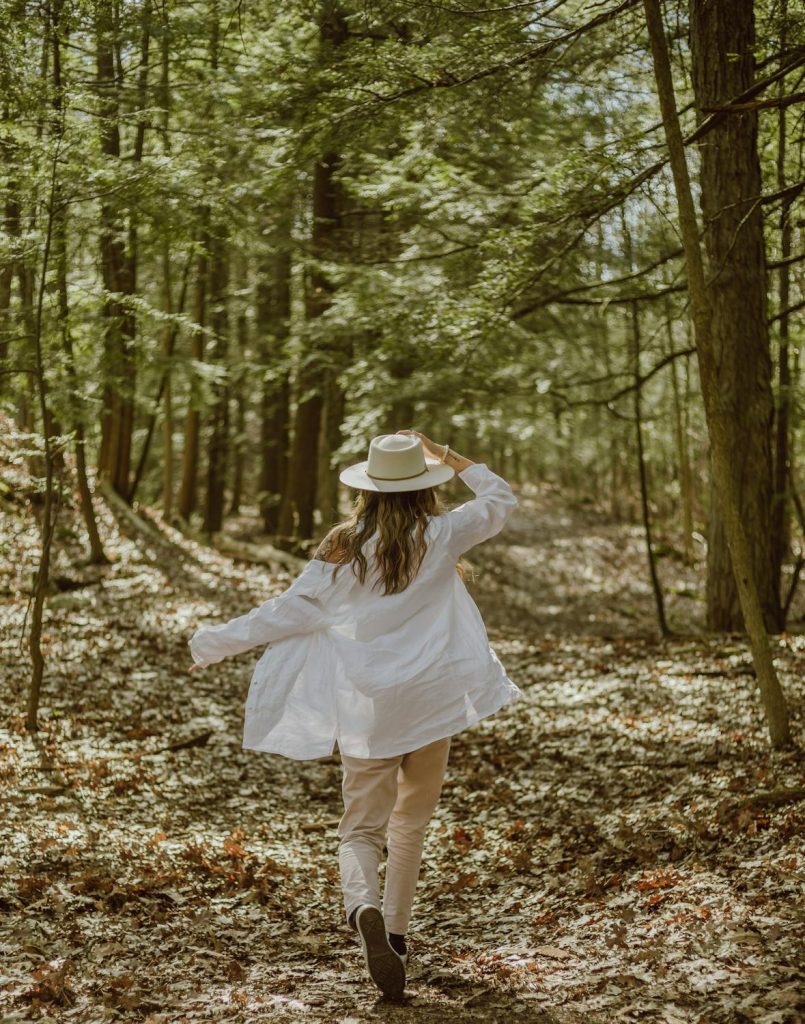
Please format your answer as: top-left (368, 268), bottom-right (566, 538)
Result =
top-left (339, 433), bottom-right (455, 493)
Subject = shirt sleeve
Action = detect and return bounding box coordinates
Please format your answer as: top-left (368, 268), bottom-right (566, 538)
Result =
top-left (188, 560), bottom-right (336, 668)
top-left (443, 463), bottom-right (518, 557)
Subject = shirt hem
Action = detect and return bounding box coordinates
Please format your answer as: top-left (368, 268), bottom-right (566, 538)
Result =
top-left (242, 676), bottom-right (523, 761)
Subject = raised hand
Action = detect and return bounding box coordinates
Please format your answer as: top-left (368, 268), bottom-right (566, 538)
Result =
top-left (398, 428), bottom-right (442, 461)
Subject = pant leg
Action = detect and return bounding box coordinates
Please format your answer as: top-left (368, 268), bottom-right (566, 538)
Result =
top-left (382, 736), bottom-right (451, 935)
top-left (337, 751), bottom-right (402, 926)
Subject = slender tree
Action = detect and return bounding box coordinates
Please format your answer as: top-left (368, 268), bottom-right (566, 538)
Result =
top-left (643, 0), bottom-right (791, 748)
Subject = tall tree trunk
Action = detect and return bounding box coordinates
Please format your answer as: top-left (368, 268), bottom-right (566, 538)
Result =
top-left (228, 310), bottom-right (248, 516)
top-left (202, 233), bottom-right (229, 534)
top-left (317, 370), bottom-right (346, 528)
top-left (278, 4), bottom-right (348, 540)
top-left (622, 202), bottom-right (667, 631)
top-left (257, 212), bottom-right (292, 534)
top-left (278, 150), bottom-right (342, 539)
top-left (771, 0), bottom-right (793, 622)
top-left (177, 227), bottom-right (209, 521)
top-left (643, 0), bottom-right (791, 748)
top-left (630, 292), bottom-right (669, 635)
top-left (128, 257), bottom-right (189, 505)
top-left (162, 246), bottom-right (175, 518)
top-left (0, 124), bottom-right (15, 389)
top-left (159, 2), bottom-right (174, 518)
top-left (689, 0), bottom-right (780, 633)
top-left (665, 304), bottom-right (694, 565)
top-left (96, 3), bottom-right (137, 499)
top-left (50, 0), bottom-right (107, 563)
top-left (27, 140), bottom-right (60, 731)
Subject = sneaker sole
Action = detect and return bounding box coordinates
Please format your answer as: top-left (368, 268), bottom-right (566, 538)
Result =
top-left (356, 907), bottom-right (405, 1000)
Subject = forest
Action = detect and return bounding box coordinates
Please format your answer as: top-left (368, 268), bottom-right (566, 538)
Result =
top-left (1, 0), bottom-right (803, 1021)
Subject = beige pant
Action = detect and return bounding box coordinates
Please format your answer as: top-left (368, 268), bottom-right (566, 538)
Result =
top-left (337, 736), bottom-right (451, 935)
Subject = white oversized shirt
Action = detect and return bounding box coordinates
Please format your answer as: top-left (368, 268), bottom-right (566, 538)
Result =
top-left (189, 463), bottom-right (523, 760)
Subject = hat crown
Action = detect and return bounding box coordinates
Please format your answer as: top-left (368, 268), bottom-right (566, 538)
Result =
top-left (366, 433), bottom-right (427, 482)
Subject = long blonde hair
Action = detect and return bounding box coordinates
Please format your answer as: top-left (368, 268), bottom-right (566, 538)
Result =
top-left (318, 487), bottom-right (468, 595)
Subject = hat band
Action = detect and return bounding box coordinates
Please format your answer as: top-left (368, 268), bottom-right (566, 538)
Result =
top-left (366, 466), bottom-right (429, 482)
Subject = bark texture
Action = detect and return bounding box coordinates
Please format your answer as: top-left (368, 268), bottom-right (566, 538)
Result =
top-left (96, 6), bottom-right (137, 499)
top-left (643, 0), bottom-right (791, 748)
top-left (277, 149), bottom-right (342, 539)
top-left (689, 0), bottom-right (780, 632)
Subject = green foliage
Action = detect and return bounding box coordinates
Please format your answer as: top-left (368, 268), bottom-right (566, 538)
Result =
top-left (0, 0), bottom-right (801, 521)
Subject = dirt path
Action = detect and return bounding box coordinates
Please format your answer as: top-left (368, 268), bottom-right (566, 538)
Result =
top-left (1, 485), bottom-right (803, 1023)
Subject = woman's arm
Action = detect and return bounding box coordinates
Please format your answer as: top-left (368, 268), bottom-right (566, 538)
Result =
top-left (188, 562), bottom-right (333, 668)
top-left (443, 463), bottom-right (518, 556)
top-left (398, 429), bottom-right (517, 555)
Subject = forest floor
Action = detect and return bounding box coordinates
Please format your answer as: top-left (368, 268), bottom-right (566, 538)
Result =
top-left (1, 457), bottom-right (803, 1023)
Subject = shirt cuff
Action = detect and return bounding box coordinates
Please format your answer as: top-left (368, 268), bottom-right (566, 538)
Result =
top-left (189, 632), bottom-right (211, 669)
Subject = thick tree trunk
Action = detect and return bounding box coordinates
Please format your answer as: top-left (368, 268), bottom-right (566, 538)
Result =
top-left (96, 6), bottom-right (137, 499)
top-left (689, 0), bottom-right (780, 633)
top-left (643, 0), bottom-right (791, 748)
top-left (278, 6), bottom-right (348, 541)
top-left (278, 151), bottom-right (341, 539)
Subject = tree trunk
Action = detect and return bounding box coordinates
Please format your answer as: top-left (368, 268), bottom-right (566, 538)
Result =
top-left (278, 6), bottom-right (348, 541)
top-left (27, 137), bottom-right (60, 731)
top-left (643, 0), bottom-right (791, 748)
top-left (688, 0), bottom-right (780, 633)
top-left (665, 305), bottom-right (694, 564)
top-left (628, 284), bottom-right (669, 636)
top-left (771, 0), bottom-right (793, 623)
top-left (388, 353), bottom-right (416, 432)
top-left (256, 213), bottom-right (292, 534)
top-left (317, 369), bottom-right (346, 528)
top-left (96, 4), bottom-right (137, 499)
top-left (228, 310), bottom-right (248, 516)
top-left (0, 130), bottom-right (15, 390)
top-left (128, 257), bottom-right (189, 505)
top-left (50, 0), bottom-right (107, 564)
top-left (278, 150), bottom-right (341, 539)
top-left (159, 4), bottom-right (174, 518)
top-left (162, 246), bottom-right (176, 518)
top-left (202, 233), bottom-right (229, 534)
top-left (177, 227), bottom-right (209, 522)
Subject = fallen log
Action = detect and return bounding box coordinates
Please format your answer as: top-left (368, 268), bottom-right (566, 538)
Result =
top-left (98, 479), bottom-right (192, 566)
top-left (211, 533), bottom-right (306, 573)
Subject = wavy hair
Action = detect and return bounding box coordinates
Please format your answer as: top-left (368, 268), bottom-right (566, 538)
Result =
top-left (316, 487), bottom-right (468, 595)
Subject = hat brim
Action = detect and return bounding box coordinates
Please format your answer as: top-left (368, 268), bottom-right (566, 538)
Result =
top-left (339, 458), bottom-right (455, 492)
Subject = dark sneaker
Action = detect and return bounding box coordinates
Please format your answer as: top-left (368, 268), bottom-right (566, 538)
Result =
top-left (388, 932), bottom-right (408, 968)
top-left (354, 905), bottom-right (405, 1000)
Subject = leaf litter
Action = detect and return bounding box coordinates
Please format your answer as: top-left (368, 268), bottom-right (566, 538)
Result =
top-left (0, 469), bottom-right (803, 1023)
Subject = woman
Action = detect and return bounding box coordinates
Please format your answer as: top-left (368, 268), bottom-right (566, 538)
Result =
top-left (188, 429), bottom-right (522, 1001)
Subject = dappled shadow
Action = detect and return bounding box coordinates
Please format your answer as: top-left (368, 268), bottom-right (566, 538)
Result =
top-left (1, 480), bottom-right (802, 1022)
